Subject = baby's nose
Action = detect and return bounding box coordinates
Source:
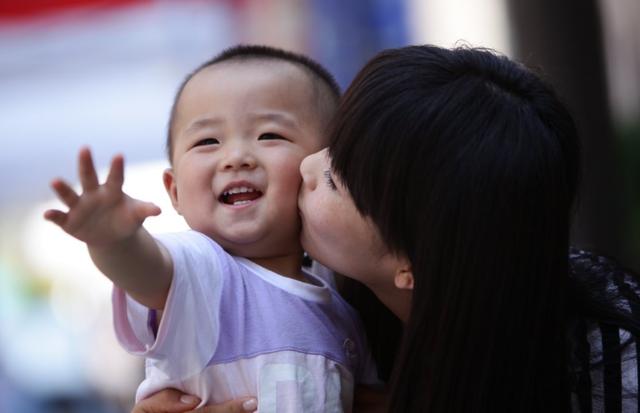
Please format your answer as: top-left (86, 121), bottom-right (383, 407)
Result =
top-left (223, 146), bottom-right (256, 170)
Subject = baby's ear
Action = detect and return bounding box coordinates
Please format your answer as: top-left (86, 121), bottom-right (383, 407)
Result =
top-left (393, 258), bottom-right (414, 290)
top-left (162, 168), bottom-right (181, 214)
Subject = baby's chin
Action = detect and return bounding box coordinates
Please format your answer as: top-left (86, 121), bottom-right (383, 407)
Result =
top-left (205, 231), bottom-right (302, 260)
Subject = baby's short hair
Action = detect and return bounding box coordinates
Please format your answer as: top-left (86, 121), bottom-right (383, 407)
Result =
top-left (166, 44), bottom-right (341, 161)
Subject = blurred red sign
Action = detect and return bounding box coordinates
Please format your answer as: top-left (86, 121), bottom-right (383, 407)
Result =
top-left (0, 0), bottom-right (151, 19)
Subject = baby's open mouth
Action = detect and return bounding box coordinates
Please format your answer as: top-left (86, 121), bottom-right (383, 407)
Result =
top-left (219, 186), bottom-right (263, 206)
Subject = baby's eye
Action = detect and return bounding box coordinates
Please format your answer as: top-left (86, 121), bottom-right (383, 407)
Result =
top-left (194, 138), bottom-right (219, 147)
top-left (324, 170), bottom-right (337, 190)
top-left (258, 133), bottom-right (287, 141)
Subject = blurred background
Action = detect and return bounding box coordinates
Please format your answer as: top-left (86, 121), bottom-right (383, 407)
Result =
top-left (0, 0), bottom-right (638, 411)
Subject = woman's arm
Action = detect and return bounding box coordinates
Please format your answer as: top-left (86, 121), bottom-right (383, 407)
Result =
top-left (131, 389), bottom-right (257, 413)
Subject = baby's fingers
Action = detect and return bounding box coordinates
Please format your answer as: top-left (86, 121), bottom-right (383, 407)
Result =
top-left (43, 209), bottom-right (68, 226)
top-left (106, 154), bottom-right (124, 189)
top-left (135, 201), bottom-right (162, 221)
top-left (50, 178), bottom-right (80, 207)
top-left (78, 147), bottom-right (100, 192)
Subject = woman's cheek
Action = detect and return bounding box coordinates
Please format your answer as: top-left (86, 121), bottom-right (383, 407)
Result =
top-left (304, 196), bottom-right (336, 250)
top-left (318, 197), bottom-right (343, 236)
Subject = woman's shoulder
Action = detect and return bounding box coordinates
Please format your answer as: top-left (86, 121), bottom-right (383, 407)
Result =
top-left (568, 247), bottom-right (640, 348)
top-left (569, 247), bottom-right (640, 291)
top-left (568, 247), bottom-right (640, 319)
top-left (568, 248), bottom-right (639, 411)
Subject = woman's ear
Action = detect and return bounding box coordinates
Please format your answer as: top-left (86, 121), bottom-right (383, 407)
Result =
top-left (162, 168), bottom-right (181, 214)
top-left (393, 258), bottom-right (414, 290)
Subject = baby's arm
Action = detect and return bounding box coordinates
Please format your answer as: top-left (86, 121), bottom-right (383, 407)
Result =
top-left (44, 147), bottom-right (172, 309)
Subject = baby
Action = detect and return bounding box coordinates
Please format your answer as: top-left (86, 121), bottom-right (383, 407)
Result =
top-left (45, 45), bottom-right (377, 412)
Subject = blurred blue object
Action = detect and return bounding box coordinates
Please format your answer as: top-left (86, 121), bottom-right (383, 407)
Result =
top-left (309, 0), bottom-right (409, 88)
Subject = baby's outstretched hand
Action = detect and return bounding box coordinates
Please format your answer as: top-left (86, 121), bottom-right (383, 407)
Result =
top-left (44, 147), bottom-right (161, 247)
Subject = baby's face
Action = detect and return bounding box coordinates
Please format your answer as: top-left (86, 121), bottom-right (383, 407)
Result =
top-left (164, 61), bottom-right (326, 259)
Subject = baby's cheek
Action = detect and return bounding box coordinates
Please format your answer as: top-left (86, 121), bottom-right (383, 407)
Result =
top-left (282, 172), bottom-right (304, 194)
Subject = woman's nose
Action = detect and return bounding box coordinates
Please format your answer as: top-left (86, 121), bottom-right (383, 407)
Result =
top-left (300, 150), bottom-right (321, 190)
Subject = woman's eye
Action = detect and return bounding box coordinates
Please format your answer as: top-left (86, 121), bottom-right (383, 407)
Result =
top-left (324, 170), bottom-right (337, 190)
top-left (194, 138), bottom-right (219, 147)
top-left (258, 133), bottom-right (287, 141)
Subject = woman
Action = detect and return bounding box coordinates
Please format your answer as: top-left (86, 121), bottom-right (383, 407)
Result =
top-left (135, 45), bottom-right (639, 412)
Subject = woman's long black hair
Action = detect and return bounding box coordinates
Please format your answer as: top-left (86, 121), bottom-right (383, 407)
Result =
top-left (329, 45), bottom-right (582, 411)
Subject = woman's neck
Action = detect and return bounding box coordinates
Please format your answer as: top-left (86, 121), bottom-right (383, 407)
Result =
top-left (367, 282), bottom-right (412, 323)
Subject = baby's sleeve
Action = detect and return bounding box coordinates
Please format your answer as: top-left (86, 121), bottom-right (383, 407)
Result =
top-left (112, 230), bottom-right (225, 380)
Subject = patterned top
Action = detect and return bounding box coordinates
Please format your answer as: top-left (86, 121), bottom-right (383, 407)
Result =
top-left (569, 248), bottom-right (639, 412)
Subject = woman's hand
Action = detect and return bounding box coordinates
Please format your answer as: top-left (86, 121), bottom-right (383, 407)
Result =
top-left (131, 389), bottom-right (257, 413)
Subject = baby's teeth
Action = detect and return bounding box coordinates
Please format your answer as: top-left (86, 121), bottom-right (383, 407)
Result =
top-left (233, 200), bottom-right (251, 206)
top-left (226, 186), bottom-right (254, 195)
